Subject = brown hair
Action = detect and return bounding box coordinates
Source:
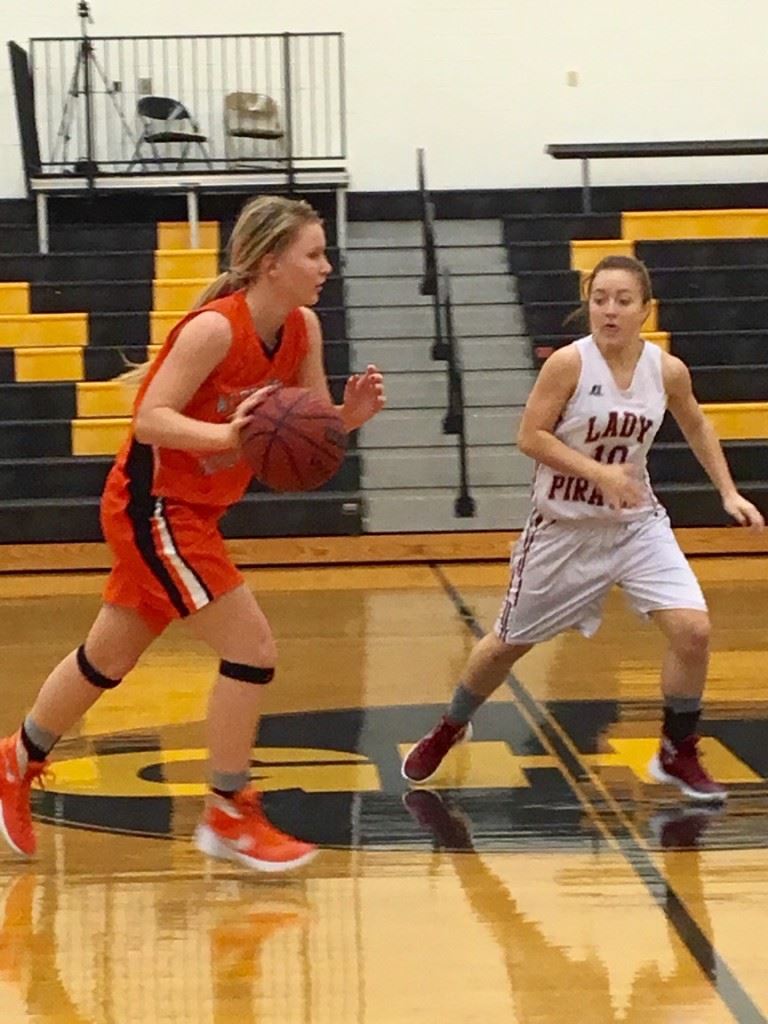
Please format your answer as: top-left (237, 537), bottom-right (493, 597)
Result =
top-left (121, 195), bottom-right (321, 387)
top-left (564, 254), bottom-right (653, 330)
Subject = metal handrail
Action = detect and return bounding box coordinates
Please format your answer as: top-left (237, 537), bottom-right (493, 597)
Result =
top-left (416, 148), bottom-right (474, 517)
top-left (441, 269), bottom-right (475, 517)
top-left (417, 147), bottom-right (446, 359)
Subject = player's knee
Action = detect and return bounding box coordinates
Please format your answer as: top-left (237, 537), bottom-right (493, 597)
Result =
top-left (219, 659), bottom-right (275, 685)
top-left (76, 644), bottom-right (125, 690)
top-left (671, 616), bottom-right (711, 661)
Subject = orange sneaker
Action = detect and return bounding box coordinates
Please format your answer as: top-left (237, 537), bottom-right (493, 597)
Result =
top-left (194, 788), bottom-right (317, 873)
top-left (0, 732), bottom-right (49, 858)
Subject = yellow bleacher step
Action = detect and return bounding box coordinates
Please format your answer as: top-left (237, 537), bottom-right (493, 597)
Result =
top-left (15, 346), bottom-right (84, 381)
top-left (155, 249), bottom-right (220, 279)
top-left (150, 310), bottom-right (189, 344)
top-left (703, 403), bottom-right (768, 441)
top-left (77, 381), bottom-right (133, 418)
top-left (157, 221), bottom-right (220, 251)
top-left (571, 239), bottom-right (635, 272)
top-left (72, 418), bottom-right (131, 456)
top-left (0, 283), bottom-right (30, 316)
top-left (153, 279), bottom-right (214, 312)
top-left (0, 314), bottom-right (88, 347)
top-left (622, 209), bottom-right (768, 241)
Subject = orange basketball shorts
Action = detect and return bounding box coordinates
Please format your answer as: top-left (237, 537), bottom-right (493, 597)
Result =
top-left (101, 495), bottom-right (244, 634)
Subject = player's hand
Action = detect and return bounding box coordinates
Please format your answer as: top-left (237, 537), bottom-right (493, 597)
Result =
top-left (226, 384), bottom-right (280, 448)
top-left (342, 364), bottom-right (386, 429)
top-left (722, 491), bottom-right (765, 530)
top-left (595, 463), bottom-right (646, 511)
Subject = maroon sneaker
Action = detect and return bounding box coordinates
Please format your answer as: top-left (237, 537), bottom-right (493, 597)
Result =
top-left (648, 735), bottom-right (727, 803)
top-left (401, 717), bottom-right (473, 784)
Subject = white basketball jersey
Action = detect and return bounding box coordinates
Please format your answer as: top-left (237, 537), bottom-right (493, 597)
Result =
top-left (532, 335), bottom-right (667, 521)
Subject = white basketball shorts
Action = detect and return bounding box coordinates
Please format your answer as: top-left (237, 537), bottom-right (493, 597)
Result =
top-left (494, 509), bottom-right (707, 645)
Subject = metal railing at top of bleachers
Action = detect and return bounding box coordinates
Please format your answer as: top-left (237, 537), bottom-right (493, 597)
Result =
top-left (417, 148), bottom-right (475, 518)
top-left (12, 21), bottom-right (346, 186)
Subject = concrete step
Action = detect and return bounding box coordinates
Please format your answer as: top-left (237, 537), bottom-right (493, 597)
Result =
top-left (348, 304), bottom-right (527, 338)
top-left (347, 220), bottom-right (503, 248)
top-left (361, 446), bottom-right (531, 488)
top-left (345, 274), bottom-right (518, 306)
top-left (382, 369), bottom-right (535, 409)
top-left (351, 337), bottom-right (532, 372)
top-left (359, 408), bottom-right (522, 447)
top-left (363, 486), bottom-right (531, 532)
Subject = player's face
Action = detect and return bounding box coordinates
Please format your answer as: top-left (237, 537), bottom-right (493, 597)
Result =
top-left (588, 269), bottom-right (649, 347)
top-left (272, 222), bottom-right (332, 306)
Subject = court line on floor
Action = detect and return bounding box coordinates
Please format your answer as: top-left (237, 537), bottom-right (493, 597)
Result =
top-left (431, 562), bottom-right (767, 1024)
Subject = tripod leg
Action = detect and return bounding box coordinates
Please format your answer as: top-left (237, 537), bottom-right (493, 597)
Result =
top-left (52, 49), bottom-right (83, 165)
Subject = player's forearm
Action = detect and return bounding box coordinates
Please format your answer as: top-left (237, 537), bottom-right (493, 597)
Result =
top-left (683, 418), bottom-right (739, 498)
top-left (518, 429), bottom-right (606, 484)
top-left (134, 406), bottom-right (235, 452)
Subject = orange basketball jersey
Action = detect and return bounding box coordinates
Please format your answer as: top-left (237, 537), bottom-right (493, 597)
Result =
top-left (104, 290), bottom-right (310, 512)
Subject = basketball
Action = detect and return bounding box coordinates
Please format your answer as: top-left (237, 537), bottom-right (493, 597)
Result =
top-left (239, 387), bottom-right (347, 492)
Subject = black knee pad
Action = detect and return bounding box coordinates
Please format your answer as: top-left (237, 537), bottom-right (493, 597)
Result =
top-left (76, 644), bottom-right (123, 690)
top-left (219, 660), bottom-right (275, 684)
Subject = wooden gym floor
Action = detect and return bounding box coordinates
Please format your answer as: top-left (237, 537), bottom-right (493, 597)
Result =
top-left (0, 556), bottom-right (767, 1023)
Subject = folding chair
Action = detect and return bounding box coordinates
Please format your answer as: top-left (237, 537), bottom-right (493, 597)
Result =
top-left (128, 95), bottom-right (212, 171)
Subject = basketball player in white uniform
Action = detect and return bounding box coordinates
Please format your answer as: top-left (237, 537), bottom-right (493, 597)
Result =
top-left (403, 255), bottom-right (763, 802)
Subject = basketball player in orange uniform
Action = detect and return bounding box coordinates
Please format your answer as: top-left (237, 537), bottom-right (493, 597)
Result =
top-left (402, 255), bottom-right (763, 802)
top-left (0, 195), bottom-right (385, 871)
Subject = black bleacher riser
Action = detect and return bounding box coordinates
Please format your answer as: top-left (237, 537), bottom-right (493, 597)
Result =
top-left (0, 253), bottom-right (155, 283)
top-left (523, 302), bottom-right (584, 337)
top-left (0, 422), bottom-right (71, 458)
top-left (0, 492), bottom-right (362, 543)
top-left (517, 270), bottom-right (580, 304)
top-left (0, 458), bottom-right (110, 499)
top-left (90, 312), bottom-right (150, 346)
top-left (0, 201), bottom-right (35, 225)
top-left (503, 214), bottom-right (621, 243)
top-left (0, 351), bottom-right (16, 383)
top-left (649, 441), bottom-right (768, 483)
top-left (651, 266), bottom-right (768, 299)
top-left (31, 282), bottom-right (153, 314)
top-left (670, 332), bottom-right (768, 367)
top-left (222, 493), bottom-right (362, 538)
top-left (660, 298), bottom-right (768, 332)
top-left (637, 239), bottom-right (768, 269)
top-left (656, 483), bottom-right (768, 527)
top-left (0, 451), bottom-right (359, 501)
top-left (0, 224), bottom-right (158, 255)
top-left (689, 365), bottom-right (768, 402)
top-left (0, 383), bottom-right (75, 420)
top-left (507, 243), bottom-right (571, 274)
top-left (84, 347), bottom-right (151, 380)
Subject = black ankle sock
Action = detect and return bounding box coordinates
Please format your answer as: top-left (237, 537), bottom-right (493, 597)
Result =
top-left (662, 707), bottom-right (701, 746)
top-left (20, 723), bottom-right (49, 763)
